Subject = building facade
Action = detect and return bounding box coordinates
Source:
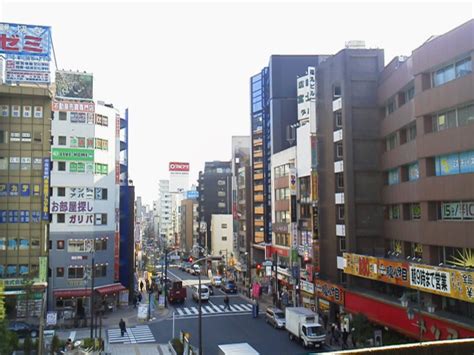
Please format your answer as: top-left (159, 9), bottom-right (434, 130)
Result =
top-left (0, 85), bottom-right (52, 318)
top-left (48, 101), bottom-right (124, 317)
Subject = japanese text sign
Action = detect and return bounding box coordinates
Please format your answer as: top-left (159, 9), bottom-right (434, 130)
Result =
top-left (0, 22), bottom-right (51, 58)
top-left (315, 279), bottom-right (345, 305)
top-left (51, 200), bottom-right (93, 213)
top-left (52, 148), bottom-right (94, 162)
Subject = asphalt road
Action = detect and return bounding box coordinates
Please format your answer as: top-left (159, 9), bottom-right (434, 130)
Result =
top-left (152, 267), bottom-right (331, 355)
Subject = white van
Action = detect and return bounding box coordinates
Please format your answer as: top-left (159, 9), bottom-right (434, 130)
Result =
top-left (192, 284), bottom-right (209, 301)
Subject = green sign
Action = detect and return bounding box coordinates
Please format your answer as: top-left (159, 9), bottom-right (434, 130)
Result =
top-left (52, 148), bottom-right (94, 161)
top-left (39, 256), bottom-right (47, 283)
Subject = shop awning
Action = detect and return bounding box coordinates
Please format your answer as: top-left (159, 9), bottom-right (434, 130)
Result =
top-left (54, 289), bottom-right (91, 298)
top-left (95, 283), bottom-right (126, 295)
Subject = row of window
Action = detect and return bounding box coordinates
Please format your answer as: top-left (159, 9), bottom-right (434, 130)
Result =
top-left (275, 187), bottom-right (290, 201)
top-left (0, 182), bottom-right (42, 197)
top-left (57, 265), bottom-right (107, 279)
top-left (1, 131), bottom-right (43, 144)
top-left (385, 123), bottom-right (416, 151)
top-left (55, 238), bottom-right (108, 252)
top-left (55, 111), bottom-right (109, 127)
top-left (432, 56), bottom-right (472, 87)
top-left (435, 150), bottom-right (474, 176)
top-left (0, 105), bottom-right (44, 119)
top-left (386, 201), bottom-right (474, 221)
top-left (387, 162), bottom-right (420, 185)
top-left (54, 161), bottom-right (109, 175)
top-left (275, 210), bottom-right (290, 224)
top-left (274, 233), bottom-right (289, 247)
top-left (432, 103), bottom-right (474, 132)
top-left (0, 264), bottom-right (36, 278)
top-left (384, 82), bottom-right (415, 117)
top-left (0, 210), bottom-right (42, 223)
top-left (0, 237), bottom-right (40, 250)
top-left (55, 136), bottom-right (109, 150)
top-left (0, 157), bottom-right (43, 171)
top-left (274, 164), bottom-right (292, 178)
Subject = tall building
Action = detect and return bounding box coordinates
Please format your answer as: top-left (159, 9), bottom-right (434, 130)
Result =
top-left (0, 85), bottom-right (52, 318)
top-left (48, 100), bottom-right (124, 316)
top-left (197, 161), bottom-right (232, 253)
top-left (314, 20), bottom-right (474, 340)
top-left (250, 55), bottom-right (328, 265)
top-left (158, 179), bottom-right (172, 243)
top-left (180, 195), bottom-right (198, 254)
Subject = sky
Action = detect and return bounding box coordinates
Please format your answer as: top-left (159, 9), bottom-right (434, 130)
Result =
top-left (1, 0), bottom-right (473, 206)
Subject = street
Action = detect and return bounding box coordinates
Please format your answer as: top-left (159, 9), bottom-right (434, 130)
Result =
top-left (154, 268), bottom-right (331, 354)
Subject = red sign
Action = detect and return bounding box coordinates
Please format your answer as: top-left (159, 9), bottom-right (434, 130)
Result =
top-left (315, 279), bottom-right (345, 305)
top-left (52, 100), bottom-right (95, 113)
top-left (345, 290), bottom-right (474, 341)
top-left (169, 162), bottom-right (189, 172)
top-left (265, 245), bottom-right (289, 258)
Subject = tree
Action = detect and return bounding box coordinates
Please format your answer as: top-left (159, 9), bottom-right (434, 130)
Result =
top-left (351, 313), bottom-right (374, 347)
top-left (0, 320), bottom-right (18, 355)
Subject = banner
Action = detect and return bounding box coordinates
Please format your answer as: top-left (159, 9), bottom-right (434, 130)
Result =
top-left (52, 148), bottom-right (94, 161)
top-left (0, 22), bottom-right (51, 57)
top-left (52, 100), bottom-right (95, 113)
top-left (55, 71), bottom-right (93, 100)
top-left (42, 158), bottom-right (50, 220)
top-left (315, 279), bottom-right (345, 305)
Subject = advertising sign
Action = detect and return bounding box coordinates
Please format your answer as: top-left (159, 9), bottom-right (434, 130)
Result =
top-left (55, 71), bottom-right (93, 100)
top-left (52, 100), bottom-right (95, 113)
top-left (186, 190), bottom-right (199, 200)
top-left (46, 312), bottom-right (57, 326)
top-left (441, 201), bottom-right (474, 220)
top-left (5, 54), bottom-right (50, 84)
top-left (289, 168), bottom-right (297, 195)
top-left (343, 253), bottom-right (378, 280)
top-left (66, 213), bottom-right (94, 225)
top-left (409, 264), bottom-right (451, 295)
top-left (39, 256), bottom-right (47, 283)
top-left (0, 22), bottom-right (51, 57)
top-left (52, 148), bottom-right (94, 161)
top-left (169, 162), bottom-right (189, 172)
top-left (315, 279), bottom-right (345, 305)
top-left (300, 279), bottom-right (315, 295)
top-left (42, 158), bottom-right (50, 220)
top-left (297, 66), bottom-right (316, 122)
top-left (377, 258), bottom-right (410, 287)
top-left (51, 200), bottom-right (93, 213)
top-left (0, 280), bottom-right (5, 320)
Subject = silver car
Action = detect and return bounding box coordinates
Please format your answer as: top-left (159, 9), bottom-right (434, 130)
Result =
top-left (265, 307), bottom-right (286, 329)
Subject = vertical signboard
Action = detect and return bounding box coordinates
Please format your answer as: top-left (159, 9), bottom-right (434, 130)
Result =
top-left (169, 162), bottom-right (190, 193)
top-left (38, 256), bottom-right (47, 283)
top-left (42, 158), bottom-right (50, 220)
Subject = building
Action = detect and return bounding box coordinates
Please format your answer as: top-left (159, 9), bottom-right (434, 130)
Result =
top-left (48, 100), bottom-right (124, 318)
top-left (314, 20), bottom-right (474, 340)
top-left (210, 214), bottom-right (234, 264)
top-left (197, 161), bottom-right (232, 253)
top-left (158, 179), bottom-right (172, 243)
top-left (250, 55), bottom-right (328, 266)
top-left (180, 196), bottom-right (198, 254)
top-left (0, 85), bottom-right (52, 319)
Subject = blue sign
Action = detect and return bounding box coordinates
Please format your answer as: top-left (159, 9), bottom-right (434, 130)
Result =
top-left (20, 183), bottom-right (30, 196)
top-left (9, 183), bottom-right (19, 196)
top-left (0, 22), bottom-right (51, 58)
top-left (186, 190), bottom-right (199, 200)
top-left (0, 183), bottom-right (7, 196)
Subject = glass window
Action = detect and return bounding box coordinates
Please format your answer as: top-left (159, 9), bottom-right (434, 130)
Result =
top-left (433, 64), bottom-right (455, 87)
top-left (388, 205), bottom-right (400, 220)
top-left (458, 104), bottom-right (474, 126)
top-left (57, 214), bottom-right (65, 223)
top-left (56, 267), bottom-right (64, 277)
top-left (58, 136), bottom-right (66, 145)
top-left (408, 162), bottom-right (420, 181)
top-left (406, 86), bottom-right (415, 101)
top-left (406, 123), bottom-right (417, 142)
top-left (58, 162), bottom-right (66, 171)
top-left (8, 238), bottom-right (18, 250)
top-left (455, 57), bottom-right (472, 78)
top-left (410, 203), bottom-right (421, 220)
top-left (68, 267), bottom-right (84, 279)
top-left (32, 158), bottom-right (42, 170)
top-left (20, 157), bottom-right (31, 170)
top-left (68, 239), bottom-right (86, 252)
top-left (386, 133), bottom-right (398, 151)
top-left (9, 157), bottom-right (20, 170)
top-left (388, 168), bottom-right (399, 185)
top-left (435, 153), bottom-right (461, 176)
top-left (58, 112), bottom-right (67, 121)
top-left (7, 265), bottom-right (17, 277)
top-left (19, 238), bottom-right (29, 250)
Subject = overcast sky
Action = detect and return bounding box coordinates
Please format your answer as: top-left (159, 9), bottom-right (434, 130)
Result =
top-left (1, 1), bottom-right (473, 206)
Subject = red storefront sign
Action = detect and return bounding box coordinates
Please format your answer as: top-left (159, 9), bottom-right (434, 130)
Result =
top-left (265, 245), bottom-right (289, 259)
top-left (315, 279), bottom-right (344, 305)
top-left (345, 290), bottom-right (474, 341)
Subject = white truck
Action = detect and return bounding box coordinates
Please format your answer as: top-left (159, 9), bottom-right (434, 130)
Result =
top-left (285, 307), bottom-right (326, 348)
top-left (217, 343), bottom-right (260, 355)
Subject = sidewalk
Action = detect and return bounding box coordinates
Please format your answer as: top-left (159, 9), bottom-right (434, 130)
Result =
top-left (108, 344), bottom-right (172, 355)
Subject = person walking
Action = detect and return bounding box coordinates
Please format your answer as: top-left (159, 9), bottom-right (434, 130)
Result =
top-left (351, 328), bottom-right (357, 348)
top-left (133, 294), bottom-right (138, 308)
top-left (119, 318), bottom-right (127, 337)
top-left (224, 295), bottom-right (231, 311)
top-left (342, 327), bottom-right (349, 349)
top-left (139, 280), bottom-right (144, 292)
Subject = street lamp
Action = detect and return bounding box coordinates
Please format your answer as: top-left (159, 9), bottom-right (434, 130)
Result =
top-left (400, 290), bottom-right (423, 343)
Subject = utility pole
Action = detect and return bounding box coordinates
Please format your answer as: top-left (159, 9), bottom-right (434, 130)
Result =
top-left (164, 248), bottom-right (168, 308)
top-left (90, 252), bottom-right (95, 339)
top-left (198, 266), bottom-right (202, 355)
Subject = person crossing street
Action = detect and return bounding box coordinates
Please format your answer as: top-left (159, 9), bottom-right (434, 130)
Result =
top-left (224, 295), bottom-right (231, 311)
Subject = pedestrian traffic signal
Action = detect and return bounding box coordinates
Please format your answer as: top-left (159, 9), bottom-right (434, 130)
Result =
top-left (256, 263), bottom-right (262, 271)
top-left (188, 257), bottom-right (193, 263)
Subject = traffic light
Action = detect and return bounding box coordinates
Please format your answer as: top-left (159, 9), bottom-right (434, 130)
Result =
top-left (188, 257), bottom-right (193, 263)
top-left (256, 263), bottom-right (262, 271)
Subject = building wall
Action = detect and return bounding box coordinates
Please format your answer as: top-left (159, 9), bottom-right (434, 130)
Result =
top-left (210, 214), bottom-right (233, 258)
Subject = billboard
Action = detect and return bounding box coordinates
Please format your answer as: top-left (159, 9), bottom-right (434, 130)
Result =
top-left (5, 55), bottom-right (50, 84)
top-left (52, 100), bottom-right (95, 113)
top-left (186, 190), bottom-right (199, 200)
top-left (169, 162), bottom-right (189, 193)
top-left (169, 162), bottom-right (189, 172)
top-left (0, 22), bottom-right (51, 57)
top-left (55, 71), bottom-right (93, 100)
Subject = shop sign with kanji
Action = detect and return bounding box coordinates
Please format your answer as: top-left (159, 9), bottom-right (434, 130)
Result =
top-left (0, 22), bottom-right (51, 58)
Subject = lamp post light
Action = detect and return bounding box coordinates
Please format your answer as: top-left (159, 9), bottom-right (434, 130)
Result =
top-left (400, 290), bottom-right (423, 343)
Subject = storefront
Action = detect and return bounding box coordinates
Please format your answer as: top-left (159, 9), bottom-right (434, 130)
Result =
top-left (95, 283), bottom-right (127, 312)
top-left (299, 279), bottom-right (316, 311)
top-left (315, 279), bottom-right (345, 324)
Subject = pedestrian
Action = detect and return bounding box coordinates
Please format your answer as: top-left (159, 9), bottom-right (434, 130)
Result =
top-left (65, 338), bottom-right (73, 351)
top-left (255, 298), bottom-right (259, 318)
top-left (342, 327), bottom-right (349, 349)
top-left (119, 318), bottom-right (126, 337)
top-left (137, 292), bottom-right (142, 303)
top-left (140, 280), bottom-right (144, 292)
top-left (224, 295), bottom-right (231, 311)
top-left (330, 323), bottom-right (337, 346)
top-left (351, 328), bottom-right (357, 348)
top-left (133, 294), bottom-right (138, 308)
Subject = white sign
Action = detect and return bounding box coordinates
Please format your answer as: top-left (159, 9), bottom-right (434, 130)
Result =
top-left (409, 265), bottom-right (451, 295)
top-left (297, 66), bottom-right (316, 122)
top-left (441, 201), bottom-right (474, 220)
top-left (300, 280), bottom-right (315, 295)
top-left (137, 304), bottom-right (148, 320)
top-left (46, 311), bottom-right (57, 326)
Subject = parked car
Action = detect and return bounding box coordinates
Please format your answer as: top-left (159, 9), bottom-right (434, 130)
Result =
top-left (192, 264), bottom-right (201, 276)
top-left (8, 321), bottom-right (39, 338)
top-left (185, 264), bottom-right (194, 273)
top-left (180, 262), bottom-right (190, 271)
top-left (265, 307), bottom-right (286, 329)
top-left (192, 285), bottom-right (210, 301)
top-left (221, 279), bottom-right (237, 293)
top-left (211, 275), bottom-right (222, 287)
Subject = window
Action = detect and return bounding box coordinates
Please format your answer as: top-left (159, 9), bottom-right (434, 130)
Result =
top-left (410, 203), bottom-right (421, 220)
top-left (432, 104), bottom-right (474, 132)
top-left (0, 130), bottom-right (6, 144)
top-left (275, 233), bottom-right (289, 247)
top-left (20, 157), bottom-right (31, 170)
top-left (221, 236), bottom-right (227, 241)
top-left (94, 265), bottom-right (107, 277)
top-left (221, 224), bottom-right (227, 229)
top-left (217, 191), bottom-right (226, 197)
top-left (336, 173), bottom-right (344, 189)
top-left (32, 158), bottom-right (42, 170)
top-left (388, 168), bottom-right (399, 185)
top-left (337, 206), bottom-right (345, 220)
top-left (406, 86), bottom-right (415, 101)
top-left (335, 111), bottom-right (343, 128)
top-left (9, 157), bottom-right (20, 170)
top-left (274, 164), bottom-right (290, 178)
top-left (411, 243), bottom-right (423, 258)
top-left (19, 238), bottom-right (29, 250)
top-left (439, 201), bottom-right (474, 220)
top-left (408, 162), bottom-right (420, 181)
top-left (433, 57), bottom-right (471, 87)
top-left (94, 163), bottom-right (108, 175)
top-left (57, 240), bottom-right (65, 249)
top-left (275, 211), bottom-right (290, 223)
top-left (275, 188), bottom-right (289, 200)
top-left (333, 85), bottom-right (341, 99)
top-left (56, 267), bottom-right (64, 277)
top-left (386, 99), bottom-right (395, 116)
top-left (406, 123), bottom-right (417, 142)
top-left (339, 237), bottom-right (346, 252)
top-left (388, 205), bottom-right (400, 220)
top-left (458, 104), bottom-right (474, 127)
top-left (58, 112), bottom-right (67, 121)
top-left (94, 238), bottom-right (107, 251)
top-left (336, 143), bottom-right (343, 158)
top-left (58, 162), bottom-right (66, 171)
top-left (435, 150), bottom-right (474, 176)
top-left (57, 187), bottom-right (66, 196)
top-left (95, 213), bottom-right (107, 225)
top-left (58, 136), bottom-right (66, 145)
top-left (68, 266), bottom-right (84, 279)
top-left (68, 239), bottom-right (87, 252)
top-left (386, 133), bottom-right (398, 151)
top-left (95, 188), bottom-right (108, 200)
top-left (57, 214), bottom-right (65, 223)
top-left (33, 132), bottom-right (42, 143)
top-left (217, 202), bottom-right (226, 208)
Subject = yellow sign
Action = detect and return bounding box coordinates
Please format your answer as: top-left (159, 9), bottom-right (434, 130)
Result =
top-left (0, 280), bottom-right (5, 320)
top-left (343, 253), bottom-right (378, 280)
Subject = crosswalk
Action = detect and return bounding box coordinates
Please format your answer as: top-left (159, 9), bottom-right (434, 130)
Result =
top-left (173, 303), bottom-right (253, 318)
top-left (107, 325), bottom-right (155, 344)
